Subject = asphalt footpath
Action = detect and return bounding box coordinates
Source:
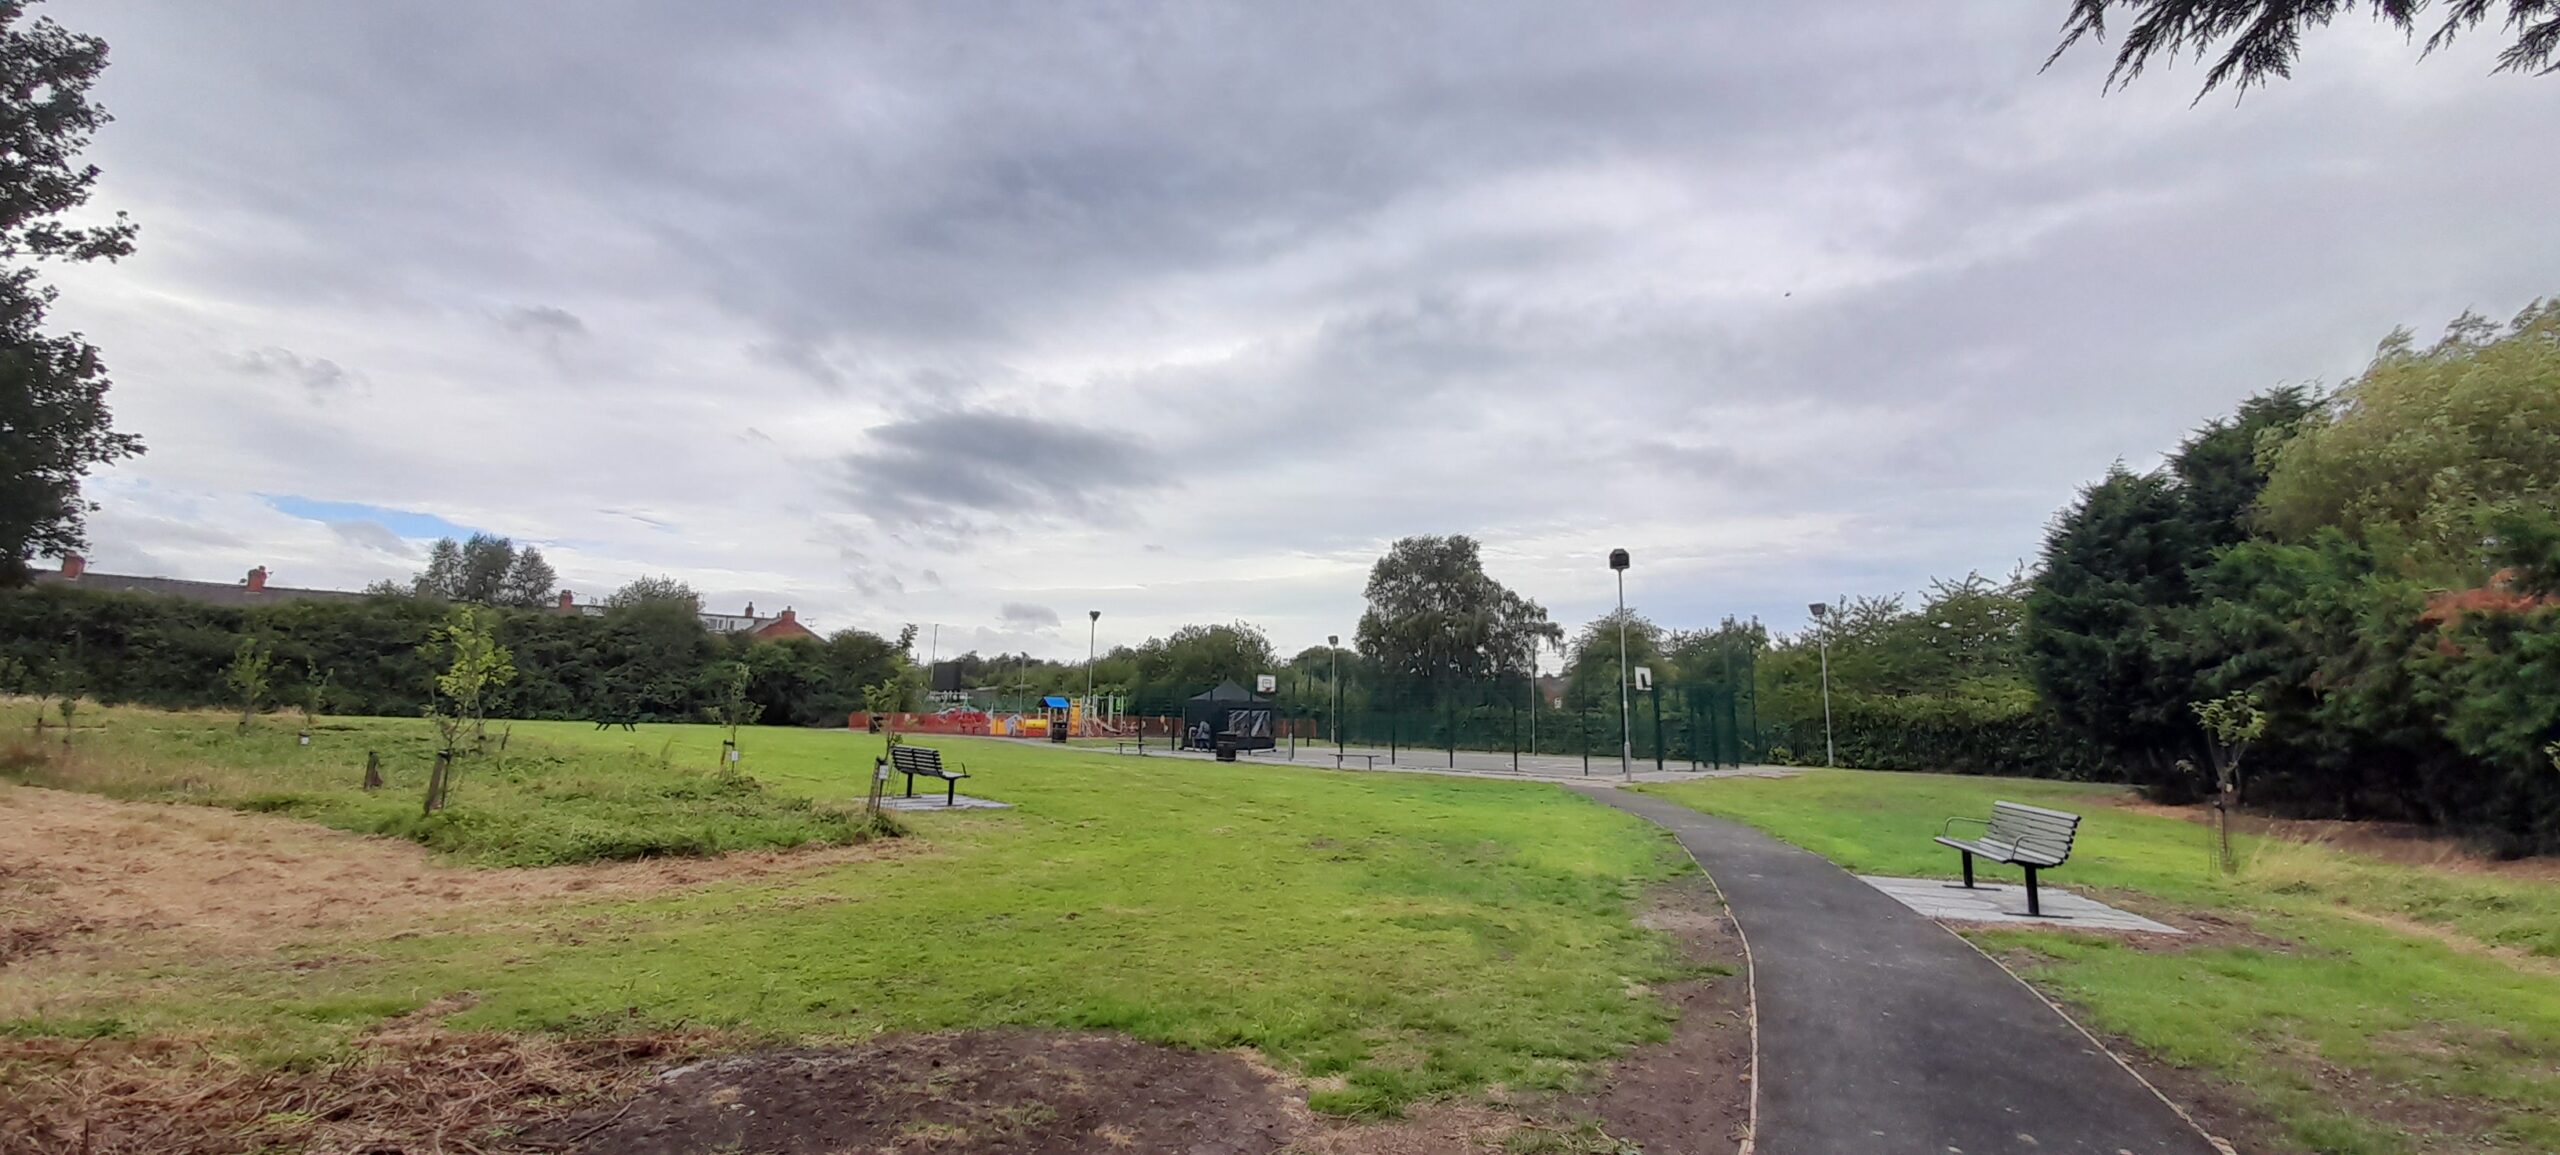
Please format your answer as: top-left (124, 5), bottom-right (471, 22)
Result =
top-left (1582, 787), bottom-right (2226, 1155)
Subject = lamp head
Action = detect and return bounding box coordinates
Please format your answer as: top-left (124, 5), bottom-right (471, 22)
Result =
top-left (1327, 634), bottom-right (1339, 647)
top-left (1608, 548), bottom-right (1630, 572)
top-left (1808, 602), bottom-right (1828, 619)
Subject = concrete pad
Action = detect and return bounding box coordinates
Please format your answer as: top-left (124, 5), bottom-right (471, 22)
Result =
top-left (1859, 874), bottom-right (2182, 933)
top-left (880, 793), bottom-right (1011, 812)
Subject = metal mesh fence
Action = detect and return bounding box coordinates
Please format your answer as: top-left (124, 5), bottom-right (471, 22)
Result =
top-left (1130, 666), bottom-right (1766, 770)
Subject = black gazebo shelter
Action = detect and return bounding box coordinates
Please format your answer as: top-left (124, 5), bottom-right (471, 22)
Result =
top-left (1182, 682), bottom-right (1276, 751)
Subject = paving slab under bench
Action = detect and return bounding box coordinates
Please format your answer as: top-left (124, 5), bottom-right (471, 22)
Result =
top-left (1859, 874), bottom-right (2181, 933)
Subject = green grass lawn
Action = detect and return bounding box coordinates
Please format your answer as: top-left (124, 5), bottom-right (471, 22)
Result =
top-left (4, 706), bottom-right (893, 865)
top-left (1642, 770), bottom-right (2560, 1155)
top-left (4, 706), bottom-right (1701, 1116)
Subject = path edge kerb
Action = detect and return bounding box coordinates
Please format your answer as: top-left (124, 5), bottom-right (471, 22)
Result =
top-left (1566, 781), bottom-right (1760, 1155)
top-left (1941, 928), bottom-right (2239, 1155)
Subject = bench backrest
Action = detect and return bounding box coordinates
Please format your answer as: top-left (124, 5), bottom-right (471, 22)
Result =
top-left (1985, 801), bottom-right (2080, 865)
top-left (889, 745), bottom-right (945, 774)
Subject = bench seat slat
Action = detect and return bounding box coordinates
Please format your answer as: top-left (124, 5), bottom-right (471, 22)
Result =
top-left (1934, 835), bottom-right (2068, 867)
top-left (889, 746), bottom-right (967, 780)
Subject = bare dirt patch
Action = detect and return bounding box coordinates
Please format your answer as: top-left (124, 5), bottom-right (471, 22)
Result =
top-left (536, 1030), bottom-right (1302, 1155)
top-left (1553, 873), bottom-right (1752, 1154)
top-left (0, 782), bottom-right (904, 963)
top-left (0, 999), bottom-right (725, 1155)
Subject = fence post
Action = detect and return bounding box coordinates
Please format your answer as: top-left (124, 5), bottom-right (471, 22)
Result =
top-left (1650, 680), bottom-right (1665, 772)
top-left (1580, 709), bottom-right (1589, 776)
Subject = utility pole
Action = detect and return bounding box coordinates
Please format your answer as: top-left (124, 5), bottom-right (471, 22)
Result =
top-left (1085, 610), bottom-right (1100, 737)
top-left (1611, 548), bottom-right (1632, 780)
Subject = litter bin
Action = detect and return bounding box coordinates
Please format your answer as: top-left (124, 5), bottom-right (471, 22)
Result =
top-left (1049, 724), bottom-right (1070, 744)
top-left (1214, 734), bottom-right (1239, 763)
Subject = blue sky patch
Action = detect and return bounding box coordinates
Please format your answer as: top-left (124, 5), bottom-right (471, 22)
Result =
top-left (265, 495), bottom-right (479, 541)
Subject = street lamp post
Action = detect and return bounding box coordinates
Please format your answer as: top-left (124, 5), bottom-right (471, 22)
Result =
top-left (1085, 610), bottom-right (1099, 738)
top-left (1808, 601), bottom-right (1835, 768)
top-left (1610, 548), bottom-right (1632, 780)
top-left (1328, 635), bottom-right (1342, 755)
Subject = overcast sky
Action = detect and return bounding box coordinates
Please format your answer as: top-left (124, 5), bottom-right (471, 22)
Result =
top-left (41, 1), bottom-right (2560, 666)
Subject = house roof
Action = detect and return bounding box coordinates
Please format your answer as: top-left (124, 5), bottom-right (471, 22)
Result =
top-left (1189, 681), bottom-right (1266, 703)
top-left (31, 570), bottom-right (367, 607)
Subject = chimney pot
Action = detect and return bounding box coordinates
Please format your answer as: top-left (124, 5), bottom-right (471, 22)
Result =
top-left (245, 566), bottom-right (269, 592)
top-left (60, 553), bottom-right (85, 579)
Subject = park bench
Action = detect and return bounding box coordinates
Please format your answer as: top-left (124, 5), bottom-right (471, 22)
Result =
top-left (1331, 752), bottom-right (1378, 770)
top-left (890, 744), bottom-right (969, 806)
top-left (1934, 801), bottom-right (2081, 916)
top-left (591, 715), bottom-right (637, 732)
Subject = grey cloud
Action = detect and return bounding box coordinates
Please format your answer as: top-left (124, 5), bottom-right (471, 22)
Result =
top-left (327, 520), bottom-right (412, 554)
top-left (500, 304), bottom-right (587, 340)
top-left (230, 347), bottom-right (354, 393)
top-left (52, 2), bottom-right (2560, 658)
top-left (837, 409), bottom-right (1163, 535)
top-left (998, 601), bottom-right (1060, 629)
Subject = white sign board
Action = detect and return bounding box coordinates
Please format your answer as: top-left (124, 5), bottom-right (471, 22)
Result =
top-left (1633, 666), bottom-right (1653, 691)
top-left (1255, 673), bottom-right (1277, 694)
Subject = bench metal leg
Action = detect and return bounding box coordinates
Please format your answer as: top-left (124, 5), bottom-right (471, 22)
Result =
top-left (904, 774), bottom-right (916, 799)
top-left (945, 777), bottom-right (957, 806)
top-left (2023, 865), bottom-right (2040, 917)
top-left (1959, 852), bottom-right (1974, 889)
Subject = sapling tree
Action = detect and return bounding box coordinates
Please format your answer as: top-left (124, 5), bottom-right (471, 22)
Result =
top-left (422, 605), bottom-right (515, 758)
top-left (300, 665), bottom-right (333, 728)
top-left (2194, 691), bottom-right (2267, 874)
top-left (714, 660), bottom-right (762, 766)
top-left (225, 636), bottom-right (272, 733)
top-left (298, 665), bottom-right (333, 745)
top-left (862, 678), bottom-right (904, 738)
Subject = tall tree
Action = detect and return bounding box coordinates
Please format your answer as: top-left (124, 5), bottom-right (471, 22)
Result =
top-left (1563, 608), bottom-right (1665, 709)
top-left (410, 533), bottom-right (555, 605)
top-left (497, 545), bottom-right (557, 608)
top-left (2050, 1), bottom-right (2560, 96)
top-left (1355, 535), bottom-right (1560, 691)
top-left (0, 1), bottom-right (138, 584)
top-left (2024, 467), bottom-right (2202, 791)
top-left (2025, 390), bottom-right (2317, 796)
top-left (2256, 304), bottom-right (2560, 572)
top-left (1132, 622), bottom-right (1275, 689)
top-left (455, 533), bottom-right (515, 603)
top-left (605, 574), bottom-right (700, 611)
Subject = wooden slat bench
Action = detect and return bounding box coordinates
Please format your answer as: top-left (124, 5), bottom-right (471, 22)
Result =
top-left (889, 744), bottom-right (968, 806)
top-left (1933, 801), bottom-right (2082, 916)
